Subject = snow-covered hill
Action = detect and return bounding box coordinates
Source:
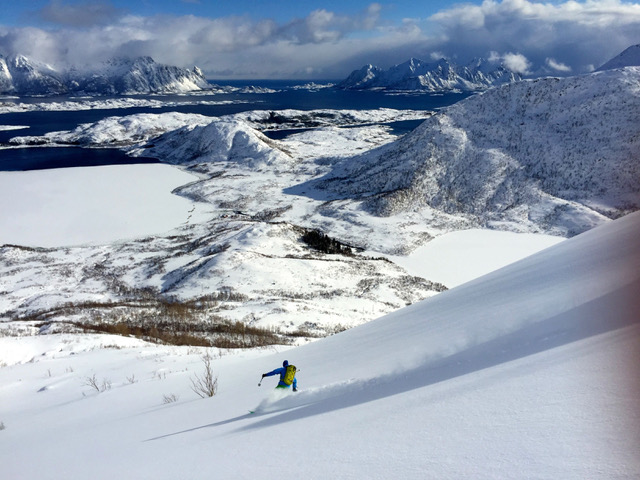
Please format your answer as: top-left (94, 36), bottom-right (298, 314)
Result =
top-left (338, 57), bottom-right (521, 92)
top-left (0, 110), bottom-right (449, 333)
top-left (0, 55), bottom-right (210, 95)
top-left (144, 118), bottom-right (295, 170)
top-left (317, 67), bottom-right (640, 236)
top-left (1, 209), bottom-right (638, 480)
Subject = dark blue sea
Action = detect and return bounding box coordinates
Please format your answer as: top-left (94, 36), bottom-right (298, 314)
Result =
top-left (0, 80), bottom-right (470, 171)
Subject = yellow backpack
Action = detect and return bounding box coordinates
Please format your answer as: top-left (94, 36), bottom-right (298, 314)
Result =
top-left (283, 365), bottom-right (296, 385)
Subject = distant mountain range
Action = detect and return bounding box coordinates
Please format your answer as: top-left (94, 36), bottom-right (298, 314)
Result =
top-left (0, 55), bottom-right (210, 95)
top-left (337, 57), bottom-right (522, 92)
top-left (338, 45), bottom-right (640, 92)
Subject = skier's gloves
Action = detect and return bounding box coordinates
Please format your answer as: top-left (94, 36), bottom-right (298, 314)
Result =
top-left (261, 374), bottom-right (266, 378)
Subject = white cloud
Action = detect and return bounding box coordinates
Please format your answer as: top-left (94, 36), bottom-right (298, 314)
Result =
top-left (0, 1), bottom-right (639, 78)
top-left (502, 52), bottom-right (532, 74)
top-left (489, 51), bottom-right (532, 74)
top-left (427, 0), bottom-right (640, 75)
top-left (0, 4), bottom-right (389, 77)
top-left (546, 57), bottom-right (572, 72)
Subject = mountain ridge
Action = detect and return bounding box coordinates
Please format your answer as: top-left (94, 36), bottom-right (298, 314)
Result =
top-left (317, 67), bottom-right (640, 236)
top-left (337, 56), bottom-right (522, 92)
top-left (0, 54), bottom-right (210, 95)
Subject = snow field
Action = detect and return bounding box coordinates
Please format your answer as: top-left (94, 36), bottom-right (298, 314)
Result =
top-left (0, 164), bottom-right (215, 247)
top-left (1, 211), bottom-right (638, 479)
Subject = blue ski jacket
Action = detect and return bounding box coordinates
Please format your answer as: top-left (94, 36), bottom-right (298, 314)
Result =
top-left (264, 366), bottom-right (297, 389)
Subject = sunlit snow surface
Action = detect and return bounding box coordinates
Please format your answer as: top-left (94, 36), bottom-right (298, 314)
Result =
top-left (0, 164), bottom-right (214, 247)
top-left (0, 211), bottom-right (638, 480)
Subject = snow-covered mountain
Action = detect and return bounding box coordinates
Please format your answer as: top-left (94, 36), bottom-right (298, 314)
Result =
top-left (318, 67), bottom-right (640, 236)
top-left (337, 57), bottom-right (521, 92)
top-left (0, 55), bottom-right (67, 95)
top-left (596, 44), bottom-right (640, 71)
top-left (0, 111), bottom-right (449, 334)
top-left (0, 55), bottom-right (210, 95)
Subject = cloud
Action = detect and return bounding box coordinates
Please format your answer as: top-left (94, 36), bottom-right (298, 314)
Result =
top-left (0, 3), bottom-right (386, 77)
top-left (546, 57), bottom-right (572, 72)
top-left (427, 0), bottom-right (640, 75)
top-left (502, 52), bottom-right (532, 74)
top-left (277, 4), bottom-right (382, 44)
top-left (489, 51), bottom-right (532, 74)
top-left (0, 1), bottom-right (639, 78)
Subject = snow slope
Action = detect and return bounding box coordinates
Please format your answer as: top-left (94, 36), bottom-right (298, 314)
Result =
top-left (1, 210), bottom-right (638, 480)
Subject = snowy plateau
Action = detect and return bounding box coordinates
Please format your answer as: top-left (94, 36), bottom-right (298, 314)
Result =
top-left (0, 58), bottom-right (639, 479)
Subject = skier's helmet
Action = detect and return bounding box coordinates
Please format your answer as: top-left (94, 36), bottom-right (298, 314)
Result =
top-left (283, 360), bottom-right (289, 367)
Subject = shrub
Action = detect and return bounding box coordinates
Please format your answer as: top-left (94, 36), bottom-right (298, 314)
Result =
top-left (83, 374), bottom-right (112, 393)
top-left (162, 393), bottom-right (180, 404)
top-left (190, 351), bottom-right (218, 398)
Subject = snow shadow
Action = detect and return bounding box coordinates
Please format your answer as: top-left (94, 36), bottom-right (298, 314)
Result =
top-left (282, 178), bottom-right (345, 202)
top-left (238, 281), bottom-right (639, 432)
top-left (282, 143), bottom-right (392, 203)
top-left (144, 413), bottom-right (253, 442)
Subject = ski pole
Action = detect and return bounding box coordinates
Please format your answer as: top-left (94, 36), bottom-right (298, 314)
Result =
top-left (258, 376), bottom-right (263, 387)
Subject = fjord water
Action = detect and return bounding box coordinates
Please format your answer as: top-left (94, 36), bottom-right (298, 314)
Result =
top-left (0, 80), bottom-right (469, 170)
top-left (0, 146), bottom-right (159, 171)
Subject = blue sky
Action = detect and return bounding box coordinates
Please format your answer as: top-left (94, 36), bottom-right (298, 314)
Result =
top-left (1, 1), bottom-right (640, 78)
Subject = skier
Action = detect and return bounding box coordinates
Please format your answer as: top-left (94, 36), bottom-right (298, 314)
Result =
top-left (261, 360), bottom-right (298, 391)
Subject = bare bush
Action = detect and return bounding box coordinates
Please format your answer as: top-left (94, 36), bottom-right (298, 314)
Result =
top-left (190, 351), bottom-right (218, 398)
top-left (83, 374), bottom-right (112, 393)
top-left (162, 393), bottom-right (180, 404)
